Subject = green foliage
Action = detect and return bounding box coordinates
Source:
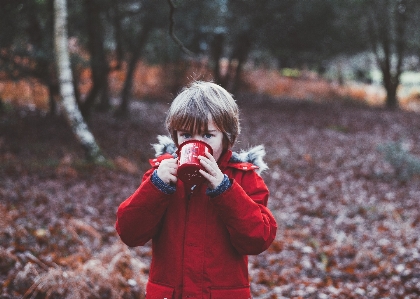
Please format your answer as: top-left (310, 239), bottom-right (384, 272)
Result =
top-left (281, 68), bottom-right (301, 78)
top-left (378, 141), bottom-right (420, 181)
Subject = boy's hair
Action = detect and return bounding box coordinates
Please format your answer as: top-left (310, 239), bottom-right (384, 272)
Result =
top-left (166, 81), bottom-right (240, 150)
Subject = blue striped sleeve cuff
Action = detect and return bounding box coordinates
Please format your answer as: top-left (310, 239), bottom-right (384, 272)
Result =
top-left (151, 170), bottom-right (176, 194)
top-left (206, 174), bottom-right (231, 198)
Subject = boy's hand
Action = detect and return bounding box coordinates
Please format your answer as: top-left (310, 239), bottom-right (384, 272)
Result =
top-left (156, 158), bottom-right (178, 185)
top-left (198, 152), bottom-right (224, 190)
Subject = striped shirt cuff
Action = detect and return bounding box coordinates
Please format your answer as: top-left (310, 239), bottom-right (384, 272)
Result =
top-left (206, 174), bottom-right (231, 198)
top-left (151, 170), bottom-right (176, 194)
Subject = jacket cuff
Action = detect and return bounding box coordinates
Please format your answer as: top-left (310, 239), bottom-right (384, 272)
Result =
top-left (206, 174), bottom-right (231, 198)
top-left (151, 170), bottom-right (176, 194)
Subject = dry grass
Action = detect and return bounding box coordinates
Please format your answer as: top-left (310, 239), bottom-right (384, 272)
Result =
top-left (20, 242), bottom-right (145, 299)
top-left (0, 205), bottom-right (148, 299)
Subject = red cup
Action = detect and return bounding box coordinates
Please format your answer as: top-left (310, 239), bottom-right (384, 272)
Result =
top-left (176, 140), bottom-right (213, 185)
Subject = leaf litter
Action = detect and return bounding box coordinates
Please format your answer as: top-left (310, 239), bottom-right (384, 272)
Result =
top-left (1, 94), bottom-right (420, 298)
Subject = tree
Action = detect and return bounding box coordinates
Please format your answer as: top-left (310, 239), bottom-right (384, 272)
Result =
top-left (211, 0), bottom-right (345, 91)
top-left (0, 0), bottom-right (60, 115)
top-left (359, 0), bottom-right (415, 109)
top-left (157, 0), bottom-right (227, 83)
top-left (338, 0), bottom-right (420, 109)
top-left (114, 0), bottom-right (166, 117)
top-left (210, 32), bottom-right (225, 85)
top-left (78, 0), bottom-right (111, 118)
top-left (54, 0), bottom-right (105, 162)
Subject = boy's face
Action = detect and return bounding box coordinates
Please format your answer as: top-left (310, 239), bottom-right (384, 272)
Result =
top-left (177, 116), bottom-right (225, 162)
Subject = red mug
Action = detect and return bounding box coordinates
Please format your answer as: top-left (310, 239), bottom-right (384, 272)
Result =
top-left (176, 140), bottom-right (213, 185)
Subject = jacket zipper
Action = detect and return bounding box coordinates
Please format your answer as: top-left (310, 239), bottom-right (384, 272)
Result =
top-left (187, 184), bottom-right (196, 201)
top-left (181, 184), bottom-right (196, 296)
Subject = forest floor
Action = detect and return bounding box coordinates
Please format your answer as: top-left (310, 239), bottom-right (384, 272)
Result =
top-left (1, 93), bottom-right (420, 298)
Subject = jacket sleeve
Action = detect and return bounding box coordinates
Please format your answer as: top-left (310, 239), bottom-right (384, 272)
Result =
top-left (115, 168), bottom-right (173, 247)
top-left (211, 170), bottom-right (277, 255)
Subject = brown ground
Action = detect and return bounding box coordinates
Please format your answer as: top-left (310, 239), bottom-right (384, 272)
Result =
top-left (1, 93), bottom-right (420, 298)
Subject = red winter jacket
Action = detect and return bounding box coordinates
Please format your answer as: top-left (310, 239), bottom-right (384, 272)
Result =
top-left (116, 148), bottom-right (277, 299)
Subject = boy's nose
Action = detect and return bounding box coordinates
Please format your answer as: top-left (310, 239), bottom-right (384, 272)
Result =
top-left (191, 135), bottom-right (204, 141)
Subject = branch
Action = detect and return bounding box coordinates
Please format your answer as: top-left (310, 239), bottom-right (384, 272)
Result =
top-left (167, 0), bottom-right (194, 56)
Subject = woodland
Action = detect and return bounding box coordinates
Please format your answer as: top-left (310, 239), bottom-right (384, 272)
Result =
top-left (1, 0), bottom-right (420, 298)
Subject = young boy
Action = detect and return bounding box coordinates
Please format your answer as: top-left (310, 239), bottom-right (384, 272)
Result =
top-left (116, 81), bottom-right (277, 299)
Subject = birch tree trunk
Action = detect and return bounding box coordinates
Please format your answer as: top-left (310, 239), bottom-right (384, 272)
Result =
top-left (54, 0), bottom-right (105, 162)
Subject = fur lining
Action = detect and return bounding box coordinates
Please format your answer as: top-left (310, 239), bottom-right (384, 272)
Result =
top-left (152, 135), bottom-right (177, 157)
top-left (229, 145), bottom-right (268, 174)
top-left (152, 135), bottom-right (268, 174)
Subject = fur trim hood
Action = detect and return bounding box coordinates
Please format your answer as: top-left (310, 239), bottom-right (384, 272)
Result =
top-left (152, 135), bottom-right (268, 174)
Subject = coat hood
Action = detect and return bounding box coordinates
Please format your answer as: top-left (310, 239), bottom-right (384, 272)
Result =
top-left (152, 135), bottom-right (268, 174)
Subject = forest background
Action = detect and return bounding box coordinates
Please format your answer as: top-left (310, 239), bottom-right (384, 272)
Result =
top-left (1, 0), bottom-right (420, 298)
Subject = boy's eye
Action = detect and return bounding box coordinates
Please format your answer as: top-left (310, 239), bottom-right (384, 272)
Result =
top-left (180, 133), bottom-right (191, 139)
top-left (203, 133), bottom-right (213, 139)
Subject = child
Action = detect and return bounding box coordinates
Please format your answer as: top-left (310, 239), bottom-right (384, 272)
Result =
top-left (116, 81), bottom-right (277, 299)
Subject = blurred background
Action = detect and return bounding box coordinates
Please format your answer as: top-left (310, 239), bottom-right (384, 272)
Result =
top-left (1, 0), bottom-right (420, 115)
top-left (1, 1), bottom-right (420, 298)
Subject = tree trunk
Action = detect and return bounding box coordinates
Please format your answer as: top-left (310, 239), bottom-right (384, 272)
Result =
top-left (54, 0), bottom-right (105, 163)
top-left (231, 32), bottom-right (251, 93)
top-left (111, 1), bottom-right (124, 69)
top-left (115, 53), bottom-right (138, 117)
top-left (81, 0), bottom-right (110, 118)
top-left (366, 0), bottom-right (408, 110)
top-left (115, 26), bottom-right (151, 117)
top-left (379, 36), bottom-right (399, 110)
top-left (210, 33), bottom-right (224, 86)
top-left (386, 91), bottom-right (398, 109)
top-left (383, 71), bottom-right (399, 109)
top-left (48, 83), bottom-right (58, 117)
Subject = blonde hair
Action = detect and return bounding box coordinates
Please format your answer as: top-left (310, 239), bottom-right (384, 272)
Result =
top-left (165, 81), bottom-right (240, 150)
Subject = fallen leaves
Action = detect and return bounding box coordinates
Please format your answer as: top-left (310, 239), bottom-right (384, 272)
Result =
top-left (1, 96), bottom-right (420, 298)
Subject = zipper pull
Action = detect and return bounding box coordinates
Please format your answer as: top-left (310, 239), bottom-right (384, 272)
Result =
top-left (187, 184), bottom-right (196, 201)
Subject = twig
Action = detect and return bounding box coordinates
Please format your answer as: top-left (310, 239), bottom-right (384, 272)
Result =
top-left (167, 0), bottom-right (194, 56)
top-left (22, 252), bottom-right (54, 271)
top-left (21, 276), bottom-right (46, 299)
top-left (68, 218), bottom-right (102, 249)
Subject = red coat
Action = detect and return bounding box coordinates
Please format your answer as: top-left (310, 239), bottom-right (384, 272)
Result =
top-left (116, 149), bottom-right (277, 299)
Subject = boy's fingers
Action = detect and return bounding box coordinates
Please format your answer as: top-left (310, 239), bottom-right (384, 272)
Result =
top-left (200, 158), bottom-right (216, 174)
top-left (199, 152), bottom-right (213, 162)
top-left (199, 169), bottom-right (222, 189)
top-left (199, 155), bottom-right (216, 167)
top-left (199, 169), bottom-right (214, 183)
top-left (204, 151), bottom-right (216, 162)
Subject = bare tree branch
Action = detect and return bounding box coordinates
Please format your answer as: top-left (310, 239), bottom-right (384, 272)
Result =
top-left (167, 0), bottom-right (194, 56)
